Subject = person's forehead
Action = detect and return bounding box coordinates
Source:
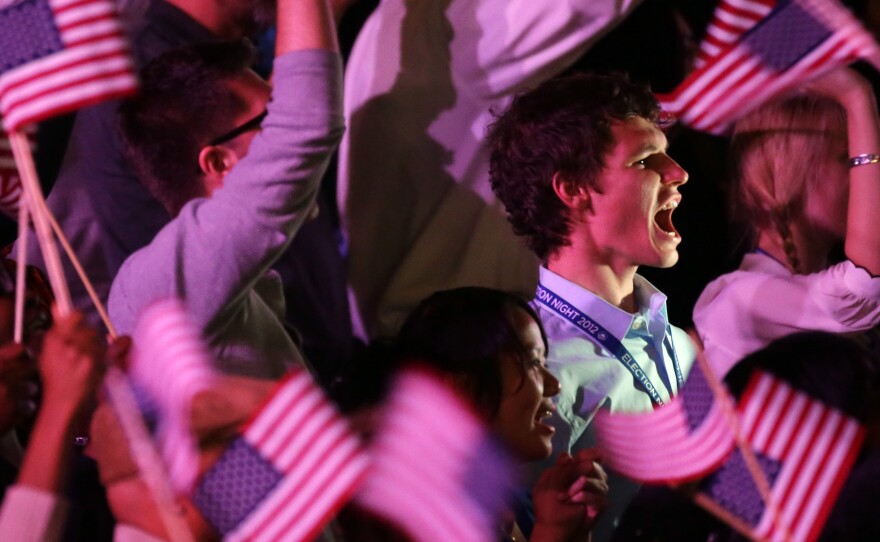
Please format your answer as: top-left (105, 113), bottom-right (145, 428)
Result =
top-left (510, 307), bottom-right (545, 353)
top-left (608, 116), bottom-right (667, 156)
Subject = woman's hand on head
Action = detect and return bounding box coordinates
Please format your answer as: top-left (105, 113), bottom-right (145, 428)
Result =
top-left (809, 68), bottom-right (880, 276)
top-left (804, 67), bottom-right (874, 110)
top-left (531, 449), bottom-right (609, 542)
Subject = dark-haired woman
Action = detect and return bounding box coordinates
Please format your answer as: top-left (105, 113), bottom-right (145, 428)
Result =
top-left (396, 287), bottom-right (609, 542)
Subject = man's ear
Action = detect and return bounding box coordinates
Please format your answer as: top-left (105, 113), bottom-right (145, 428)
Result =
top-left (197, 145), bottom-right (237, 176)
top-left (551, 172), bottom-right (590, 211)
top-left (197, 145), bottom-right (238, 193)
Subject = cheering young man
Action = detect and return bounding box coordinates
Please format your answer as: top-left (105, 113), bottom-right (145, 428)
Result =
top-left (489, 72), bottom-right (697, 539)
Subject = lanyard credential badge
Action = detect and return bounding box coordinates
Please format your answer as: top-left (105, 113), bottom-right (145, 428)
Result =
top-left (535, 283), bottom-right (683, 406)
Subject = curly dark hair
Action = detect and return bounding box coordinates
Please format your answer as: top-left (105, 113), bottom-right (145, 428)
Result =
top-left (488, 72), bottom-right (660, 261)
top-left (118, 40), bottom-right (256, 217)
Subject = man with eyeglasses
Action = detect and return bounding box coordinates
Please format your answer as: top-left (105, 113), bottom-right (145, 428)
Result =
top-left (17, 0), bottom-right (279, 334)
top-left (107, 0), bottom-right (342, 379)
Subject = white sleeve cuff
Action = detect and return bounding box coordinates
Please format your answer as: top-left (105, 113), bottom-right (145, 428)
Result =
top-left (0, 485), bottom-right (68, 542)
top-left (113, 524), bottom-right (169, 542)
top-left (840, 260), bottom-right (880, 298)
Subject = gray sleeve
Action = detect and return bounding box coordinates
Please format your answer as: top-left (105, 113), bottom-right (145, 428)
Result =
top-left (109, 50), bottom-right (344, 335)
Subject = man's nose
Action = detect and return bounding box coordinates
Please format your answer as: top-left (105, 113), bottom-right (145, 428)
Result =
top-left (661, 155), bottom-right (688, 186)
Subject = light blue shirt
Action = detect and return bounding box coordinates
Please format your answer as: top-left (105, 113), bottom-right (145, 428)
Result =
top-left (534, 267), bottom-right (696, 450)
top-left (530, 267), bottom-right (696, 541)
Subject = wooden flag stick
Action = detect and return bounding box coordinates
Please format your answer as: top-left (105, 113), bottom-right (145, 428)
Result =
top-left (7, 129), bottom-right (193, 542)
top-left (8, 132), bottom-right (71, 313)
top-left (43, 208), bottom-right (117, 337)
top-left (9, 132), bottom-right (115, 335)
top-left (103, 367), bottom-right (195, 542)
top-left (693, 352), bottom-right (792, 542)
top-left (14, 196), bottom-right (29, 344)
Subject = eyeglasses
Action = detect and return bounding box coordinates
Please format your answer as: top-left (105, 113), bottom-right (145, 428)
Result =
top-left (209, 110), bottom-right (268, 146)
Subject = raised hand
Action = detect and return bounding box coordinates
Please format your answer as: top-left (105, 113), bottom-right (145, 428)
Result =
top-left (532, 448), bottom-right (609, 542)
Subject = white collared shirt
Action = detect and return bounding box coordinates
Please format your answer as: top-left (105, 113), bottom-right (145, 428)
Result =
top-left (529, 267), bottom-right (696, 542)
top-left (694, 252), bottom-right (880, 377)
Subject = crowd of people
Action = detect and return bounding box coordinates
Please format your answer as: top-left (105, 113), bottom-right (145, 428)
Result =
top-left (1, 0), bottom-right (880, 540)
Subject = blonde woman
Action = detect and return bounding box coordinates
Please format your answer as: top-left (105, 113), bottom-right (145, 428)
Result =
top-left (694, 68), bottom-right (880, 377)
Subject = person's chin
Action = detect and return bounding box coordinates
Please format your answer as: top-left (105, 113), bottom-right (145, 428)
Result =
top-left (658, 249), bottom-right (680, 268)
top-left (645, 243), bottom-right (680, 269)
top-left (528, 436), bottom-right (554, 462)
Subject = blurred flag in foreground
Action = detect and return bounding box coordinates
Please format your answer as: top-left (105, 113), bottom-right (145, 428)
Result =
top-left (131, 298), bottom-right (217, 493)
top-left (0, 0), bottom-right (137, 132)
top-left (697, 371), bottom-right (864, 542)
top-left (192, 369), bottom-right (369, 542)
top-left (659, 0), bottom-right (880, 134)
top-left (696, 0), bottom-right (775, 68)
top-left (357, 367), bottom-right (516, 542)
top-left (595, 368), bottom-right (864, 542)
top-left (593, 361), bottom-right (735, 483)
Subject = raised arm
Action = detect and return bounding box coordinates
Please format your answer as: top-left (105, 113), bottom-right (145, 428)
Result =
top-left (531, 449), bottom-right (608, 542)
top-left (0, 311), bottom-right (105, 542)
top-left (109, 0), bottom-right (344, 345)
top-left (277, 0), bottom-right (339, 55)
top-left (809, 68), bottom-right (880, 275)
top-left (15, 310), bottom-right (104, 494)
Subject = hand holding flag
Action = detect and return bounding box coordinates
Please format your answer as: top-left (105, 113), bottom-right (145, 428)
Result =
top-left (659, 0), bottom-right (880, 134)
top-left (131, 298), bottom-right (218, 493)
top-left (192, 369), bottom-right (369, 542)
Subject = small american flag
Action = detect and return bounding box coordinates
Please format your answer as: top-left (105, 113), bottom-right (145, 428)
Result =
top-left (0, 126), bottom-right (35, 217)
top-left (131, 298), bottom-right (217, 493)
top-left (356, 367), bottom-right (515, 542)
top-left (699, 371), bottom-right (865, 542)
top-left (193, 369), bottom-right (369, 542)
top-left (0, 0), bottom-right (137, 132)
top-left (659, 0), bottom-right (880, 134)
top-left (696, 0), bottom-right (775, 68)
top-left (593, 360), bottom-right (736, 483)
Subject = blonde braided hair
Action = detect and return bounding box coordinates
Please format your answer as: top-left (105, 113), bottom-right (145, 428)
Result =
top-left (729, 93), bottom-right (846, 273)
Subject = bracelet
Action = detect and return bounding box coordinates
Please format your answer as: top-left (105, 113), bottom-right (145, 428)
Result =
top-left (849, 153), bottom-right (880, 167)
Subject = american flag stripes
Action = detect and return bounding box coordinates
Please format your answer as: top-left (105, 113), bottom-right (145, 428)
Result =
top-left (193, 369), bottom-right (369, 542)
top-left (356, 367), bottom-right (515, 542)
top-left (131, 298), bottom-right (218, 493)
top-left (699, 371), bottom-right (865, 542)
top-left (0, 0), bottom-right (137, 132)
top-left (595, 366), bottom-right (864, 542)
top-left (659, 0), bottom-right (880, 134)
top-left (593, 360), bottom-right (736, 483)
top-left (696, 0), bottom-right (775, 68)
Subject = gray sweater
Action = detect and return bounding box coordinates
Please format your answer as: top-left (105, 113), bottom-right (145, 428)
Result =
top-left (109, 50), bottom-right (344, 378)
